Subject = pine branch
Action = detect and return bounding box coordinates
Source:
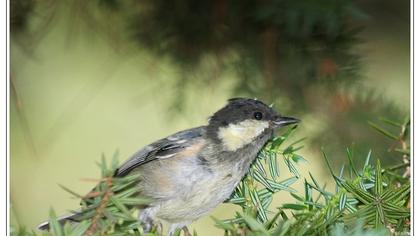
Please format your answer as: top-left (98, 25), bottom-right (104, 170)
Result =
top-left (12, 118), bottom-right (410, 236)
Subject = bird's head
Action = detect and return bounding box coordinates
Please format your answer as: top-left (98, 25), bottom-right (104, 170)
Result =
top-left (207, 98), bottom-right (299, 151)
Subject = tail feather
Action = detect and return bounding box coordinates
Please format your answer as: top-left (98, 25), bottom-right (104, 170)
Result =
top-left (37, 211), bottom-right (82, 231)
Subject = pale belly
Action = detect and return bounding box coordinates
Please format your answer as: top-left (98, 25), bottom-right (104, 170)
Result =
top-left (153, 171), bottom-right (242, 223)
top-left (137, 145), bottom-right (259, 224)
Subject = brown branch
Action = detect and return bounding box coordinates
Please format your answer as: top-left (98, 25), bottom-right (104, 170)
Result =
top-left (85, 177), bottom-right (113, 236)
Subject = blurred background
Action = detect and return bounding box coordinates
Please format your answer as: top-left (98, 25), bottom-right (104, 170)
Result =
top-left (10, 0), bottom-right (410, 235)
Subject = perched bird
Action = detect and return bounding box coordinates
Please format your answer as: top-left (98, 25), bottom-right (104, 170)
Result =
top-left (38, 98), bottom-right (299, 235)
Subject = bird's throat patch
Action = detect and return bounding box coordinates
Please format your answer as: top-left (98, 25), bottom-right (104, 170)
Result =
top-left (217, 120), bottom-right (269, 151)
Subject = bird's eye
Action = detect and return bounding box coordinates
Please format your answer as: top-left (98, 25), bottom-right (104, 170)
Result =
top-left (254, 112), bottom-right (263, 120)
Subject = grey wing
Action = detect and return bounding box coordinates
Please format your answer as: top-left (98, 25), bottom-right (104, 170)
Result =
top-left (114, 126), bottom-right (205, 177)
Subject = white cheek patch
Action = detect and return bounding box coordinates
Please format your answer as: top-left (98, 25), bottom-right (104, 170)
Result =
top-left (217, 120), bottom-right (269, 151)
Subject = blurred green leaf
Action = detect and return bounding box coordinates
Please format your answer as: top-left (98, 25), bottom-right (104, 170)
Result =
top-left (368, 122), bottom-right (399, 140)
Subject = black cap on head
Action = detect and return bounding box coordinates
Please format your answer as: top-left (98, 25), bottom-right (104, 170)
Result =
top-left (206, 98), bottom-right (279, 141)
top-left (208, 98), bottom-right (278, 127)
top-left (207, 97), bottom-right (299, 147)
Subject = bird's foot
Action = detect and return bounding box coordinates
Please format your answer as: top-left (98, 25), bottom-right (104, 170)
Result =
top-left (154, 221), bottom-right (163, 235)
top-left (182, 226), bottom-right (192, 236)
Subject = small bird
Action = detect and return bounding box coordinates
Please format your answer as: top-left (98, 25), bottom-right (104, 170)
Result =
top-left (38, 98), bottom-right (299, 235)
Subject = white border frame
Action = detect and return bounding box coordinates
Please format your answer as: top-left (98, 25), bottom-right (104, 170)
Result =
top-left (1, 0), bottom-right (415, 235)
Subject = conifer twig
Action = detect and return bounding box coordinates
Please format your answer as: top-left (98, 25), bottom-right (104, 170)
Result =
top-left (85, 177), bottom-right (113, 236)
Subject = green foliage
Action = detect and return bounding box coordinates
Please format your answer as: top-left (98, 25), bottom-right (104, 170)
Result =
top-left (14, 152), bottom-right (151, 236)
top-left (11, 0), bottom-right (365, 101)
top-left (12, 118), bottom-right (410, 236)
top-left (212, 119), bottom-right (410, 236)
top-left (119, 0), bottom-right (366, 109)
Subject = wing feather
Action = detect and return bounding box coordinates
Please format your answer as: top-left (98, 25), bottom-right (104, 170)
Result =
top-left (114, 126), bottom-right (205, 177)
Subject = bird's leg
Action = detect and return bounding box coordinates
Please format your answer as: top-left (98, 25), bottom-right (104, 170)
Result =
top-left (168, 223), bottom-right (191, 236)
top-left (141, 219), bottom-right (153, 233)
top-left (138, 208), bottom-right (157, 233)
top-left (155, 221), bottom-right (163, 235)
top-left (182, 226), bottom-right (192, 236)
top-left (144, 219), bottom-right (162, 235)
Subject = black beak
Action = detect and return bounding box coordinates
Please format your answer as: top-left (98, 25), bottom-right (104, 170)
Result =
top-left (273, 116), bottom-right (300, 127)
